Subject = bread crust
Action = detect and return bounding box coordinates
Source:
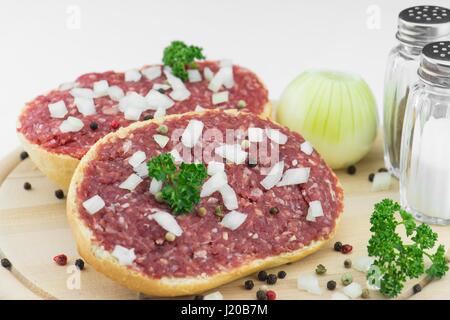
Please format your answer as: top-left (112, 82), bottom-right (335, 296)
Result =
top-left (66, 109), bottom-right (343, 297)
top-left (17, 102), bottom-right (272, 190)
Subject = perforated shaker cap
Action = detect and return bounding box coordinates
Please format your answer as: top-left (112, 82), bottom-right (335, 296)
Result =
top-left (397, 6), bottom-right (450, 46)
top-left (419, 41), bottom-right (450, 87)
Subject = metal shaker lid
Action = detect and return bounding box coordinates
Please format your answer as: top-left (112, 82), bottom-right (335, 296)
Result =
top-left (419, 41), bottom-right (450, 87)
top-left (397, 6), bottom-right (450, 46)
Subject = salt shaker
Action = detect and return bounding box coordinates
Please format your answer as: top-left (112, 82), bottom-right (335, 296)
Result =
top-left (383, 5), bottom-right (450, 178)
top-left (400, 41), bottom-right (450, 225)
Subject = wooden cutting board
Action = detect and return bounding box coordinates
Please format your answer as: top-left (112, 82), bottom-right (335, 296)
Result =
top-left (0, 134), bottom-right (449, 300)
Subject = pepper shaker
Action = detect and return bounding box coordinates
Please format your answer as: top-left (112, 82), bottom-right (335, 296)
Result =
top-left (400, 41), bottom-right (450, 225)
top-left (383, 5), bottom-right (450, 178)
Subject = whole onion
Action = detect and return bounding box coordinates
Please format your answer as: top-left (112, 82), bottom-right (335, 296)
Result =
top-left (277, 70), bottom-right (378, 169)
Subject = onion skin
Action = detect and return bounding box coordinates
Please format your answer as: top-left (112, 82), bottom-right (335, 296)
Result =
top-left (277, 70), bottom-right (378, 169)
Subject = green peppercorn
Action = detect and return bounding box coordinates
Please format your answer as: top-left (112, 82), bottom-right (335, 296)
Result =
top-left (244, 280), bottom-right (254, 290)
top-left (154, 191), bottom-right (164, 203)
top-left (197, 207), bottom-right (207, 217)
top-left (326, 280), bottom-right (336, 290)
top-left (237, 100), bottom-right (247, 109)
top-left (256, 289), bottom-right (267, 300)
top-left (341, 272), bottom-right (353, 286)
top-left (214, 206), bottom-right (223, 217)
top-left (361, 288), bottom-right (370, 299)
top-left (315, 264), bottom-right (327, 275)
top-left (344, 259), bottom-right (352, 269)
top-left (157, 124), bottom-right (168, 134)
top-left (269, 207), bottom-right (279, 215)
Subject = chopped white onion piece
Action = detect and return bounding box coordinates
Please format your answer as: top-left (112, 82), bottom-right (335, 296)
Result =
top-left (300, 141), bottom-right (314, 155)
top-left (119, 92), bottom-right (148, 111)
top-left (343, 282), bottom-right (362, 299)
top-left (220, 210), bottom-right (247, 230)
top-left (149, 211), bottom-right (183, 236)
top-left (128, 151), bottom-right (146, 168)
top-left (107, 86), bottom-right (125, 101)
top-left (212, 91), bottom-right (229, 105)
top-left (260, 161), bottom-right (284, 190)
top-left (181, 119), bottom-right (204, 148)
top-left (82, 195), bottom-right (105, 215)
top-left (119, 173), bottom-right (143, 191)
top-left (215, 144), bottom-right (248, 165)
top-left (169, 149), bottom-right (182, 163)
top-left (277, 167), bottom-right (310, 187)
top-left (354, 256), bottom-right (375, 272)
top-left (195, 105), bottom-right (205, 112)
top-left (123, 140), bottom-right (132, 153)
top-left (203, 291), bottom-right (223, 300)
top-left (266, 128), bottom-right (288, 144)
top-left (58, 81), bottom-right (77, 91)
top-left (141, 66), bottom-right (161, 80)
top-left (153, 134), bottom-right (170, 148)
top-left (59, 116), bottom-right (84, 133)
top-left (112, 245), bottom-right (136, 266)
top-left (297, 274), bottom-right (322, 295)
top-left (153, 107), bottom-right (166, 120)
top-left (306, 200), bottom-right (324, 222)
top-left (124, 69), bottom-right (142, 82)
top-left (372, 172), bottom-right (392, 191)
top-left (149, 178), bottom-right (163, 195)
top-left (201, 171), bottom-right (228, 197)
top-left (248, 127), bottom-right (264, 143)
top-left (208, 67), bottom-right (233, 92)
top-left (152, 83), bottom-right (171, 91)
top-left (145, 89), bottom-right (174, 110)
top-left (74, 97), bottom-right (96, 116)
top-left (207, 161), bottom-right (225, 175)
top-left (170, 88), bottom-right (191, 101)
top-left (70, 87), bottom-right (94, 99)
top-left (219, 184), bottom-right (239, 210)
top-left (48, 101), bottom-right (68, 118)
top-left (134, 162), bottom-right (148, 178)
top-left (222, 66), bottom-right (234, 89)
top-left (164, 71), bottom-right (185, 91)
top-left (93, 80), bottom-right (109, 97)
top-left (203, 67), bottom-right (214, 81)
top-left (331, 292), bottom-right (350, 300)
top-left (188, 69), bottom-right (202, 83)
top-left (124, 107), bottom-right (142, 121)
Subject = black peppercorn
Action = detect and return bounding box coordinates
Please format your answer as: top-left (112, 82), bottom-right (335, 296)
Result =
top-left (157, 88), bottom-right (165, 94)
top-left (23, 182), bottom-right (32, 190)
top-left (334, 241), bottom-right (343, 252)
top-left (378, 168), bottom-right (388, 173)
top-left (244, 280), bottom-right (254, 290)
top-left (20, 151), bottom-right (29, 161)
top-left (257, 270), bottom-right (268, 281)
top-left (75, 258), bottom-right (85, 270)
top-left (1, 258), bottom-right (12, 270)
top-left (266, 274), bottom-right (277, 285)
top-left (89, 121), bottom-right (98, 130)
top-left (327, 280), bottom-right (336, 290)
top-left (54, 189), bottom-right (65, 199)
top-left (143, 114), bottom-right (153, 121)
top-left (193, 295), bottom-right (204, 300)
top-left (368, 173), bottom-right (375, 182)
top-left (346, 165), bottom-right (356, 175)
top-left (277, 271), bottom-right (287, 279)
top-left (256, 289), bottom-right (267, 300)
top-left (269, 207), bottom-right (279, 215)
top-left (413, 284), bottom-right (422, 294)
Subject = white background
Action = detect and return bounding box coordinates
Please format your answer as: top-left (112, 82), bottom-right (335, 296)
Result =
top-left (0, 0), bottom-right (448, 159)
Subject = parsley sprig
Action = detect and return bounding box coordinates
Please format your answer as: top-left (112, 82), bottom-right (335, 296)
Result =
top-left (367, 199), bottom-right (448, 297)
top-left (147, 153), bottom-right (207, 214)
top-left (162, 41), bottom-right (205, 81)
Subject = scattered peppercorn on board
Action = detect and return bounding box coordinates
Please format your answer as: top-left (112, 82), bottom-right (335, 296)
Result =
top-left (0, 135), bottom-right (449, 300)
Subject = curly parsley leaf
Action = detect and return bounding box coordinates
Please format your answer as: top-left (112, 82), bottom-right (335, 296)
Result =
top-left (162, 41), bottom-right (205, 81)
top-left (367, 199), bottom-right (448, 298)
top-left (147, 153), bottom-right (207, 214)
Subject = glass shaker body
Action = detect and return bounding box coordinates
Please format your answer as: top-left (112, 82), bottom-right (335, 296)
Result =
top-left (400, 42), bottom-right (450, 225)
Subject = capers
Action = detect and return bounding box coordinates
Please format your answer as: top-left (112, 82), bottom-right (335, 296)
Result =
top-left (315, 264), bottom-right (327, 275)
